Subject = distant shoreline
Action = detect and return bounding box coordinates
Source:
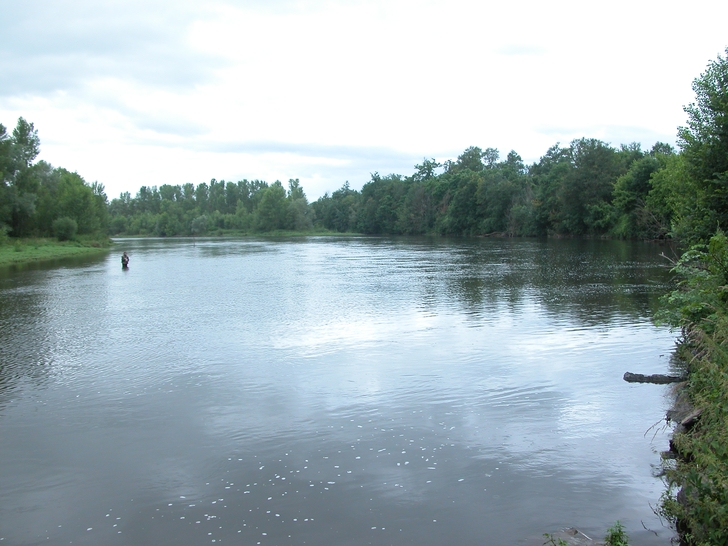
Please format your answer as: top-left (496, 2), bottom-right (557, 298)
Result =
top-left (0, 238), bottom-right (112, 268)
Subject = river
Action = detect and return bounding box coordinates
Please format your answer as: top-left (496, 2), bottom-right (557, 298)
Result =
top-left (0, 236), bottom-right (678, 545)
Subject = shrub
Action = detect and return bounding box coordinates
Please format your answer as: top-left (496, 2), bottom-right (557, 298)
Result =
top-left (604, 521), bottom-right (629, 546)
top-left (52, 217), bottom-right (78, 241)
top-left (658, 231), bottom-right (728, 545)
top-left (0, 224), bottom-right (10, 245)
top-left (190, 215), bottom-right (208, 236)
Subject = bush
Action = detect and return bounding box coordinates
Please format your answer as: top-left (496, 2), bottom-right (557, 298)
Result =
top-left (604, 521), bottom-right (629, 546)
top-left (658, 231), bottom-right (728, 545)
top-left (656, 231), bottom-right (728, 333)
top-left (190, 215), bottom-right (208, 235)
top-left (52, 217), bottom-right (78, 241)
top-left (0, 224), bottom-right (10, 245)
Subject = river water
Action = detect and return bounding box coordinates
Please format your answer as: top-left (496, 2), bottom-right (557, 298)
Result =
top-left (0, 237), bottom-right (678, 545)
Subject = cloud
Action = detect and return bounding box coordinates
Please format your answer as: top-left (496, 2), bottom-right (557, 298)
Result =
top-left (193, 139), bottom-right (415, 162)
top-left (0, 1), bottom-right (225, 98)
top-left (496, 44), bottom-right (547, 56)
top-left (534, 123), bottom-right (676, 150)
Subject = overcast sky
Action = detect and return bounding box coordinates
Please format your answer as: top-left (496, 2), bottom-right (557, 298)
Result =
top-left (1, 0), bottom-right (726, 201)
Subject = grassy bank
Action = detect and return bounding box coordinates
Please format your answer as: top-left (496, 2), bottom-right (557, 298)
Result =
top-left (0, 237), bottom-right (112, 267)
top-left (658, 233), bottom-right (728, 545)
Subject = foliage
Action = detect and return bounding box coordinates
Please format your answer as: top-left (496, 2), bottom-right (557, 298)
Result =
top-left (98, 135), bottom-right (688, 240)
top-left (190, 215), bottom-right (208, 236)
top-left (254, 181), bottom-right (287, 231)
top-left (604, 521), bottom-right (629, 546)
top-left (52, 216), bottom-right (78, 241)
top-left (309, 141), bottom-right (637, 238)
top-left (611, 145), bottom-right (675, 239)
top-left (558, 138), bottom-right (624, 234)
top-left (657, 234), bottom-right (728, 545)
top-left (542, 533), bottom-right (568, 546)
top-left (659, 321), bottom-right (728, 545)
top-left (652, 49), bottom-right (728, 546)
top-left (676, 47), bottom-right (728, 243)
top-left (0, 118), bottom-right (109, 239)
top-left (657, 231), bottom-right (728, 332)
top-left (645, 153), bottom-right (688, 239)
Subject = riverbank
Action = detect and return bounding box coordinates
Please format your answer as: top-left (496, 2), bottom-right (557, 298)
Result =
top-left (657, 232), bottom-right (728, 545)
top-left (661, 329), bottom-right (728, 545)
top-left (0, 237), bottom-right (113, 267)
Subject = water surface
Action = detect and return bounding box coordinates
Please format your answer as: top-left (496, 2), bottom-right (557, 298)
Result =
top-left (0, 237), bottom-right (678, 545)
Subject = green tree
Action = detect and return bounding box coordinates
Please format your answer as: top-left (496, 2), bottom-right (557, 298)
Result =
top-left (530, 144), bottom-right (571, 235)
top-left (208, 179), bottom-right (227, 213)
top-left (52, 217), bottom-right (77, 241)
top-left (53, 169), bottom-right (106, 234)
top-left (676, 47), bottom-right (728, 243)
top-left (437, 170), bottom-right (481, 235)
top-left (397, 180), bottom-right (434, 234)
top-left (312, 182), bottom-right (359, 232)
top-left (11, 117), bottom-right (40, 169)
top-left (190, 215), bottom-right (208, 236)
top-left (559, 138), bottom-right (623, 234)
top-left (0, 118), bottom-right (41, 235)
top-left (612, 156), bottom-right (662, 238)
top-left (357, 173), bottom-right (406, 234)
top-left (413, 158), bottom-right (441, 182)
top-left (611, 143), bottom-right (675, 239)
top-left (195, 182), bottom-right (209, 213)
top-left (135, 185), bottom-right (161, 214)
top-left (254, 181), bottom-right (287, 231)
top-left (646, 153), bottom-right (689, 238)
top-left (476, 151), bottom-right (532, 235)
top-left (286, 179), bottom-right (312, 230)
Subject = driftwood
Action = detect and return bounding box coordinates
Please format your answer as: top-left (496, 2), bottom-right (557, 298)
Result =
top-left (623, 372), bottom-right (685, 384)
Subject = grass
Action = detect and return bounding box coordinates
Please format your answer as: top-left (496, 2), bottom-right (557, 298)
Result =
top-left (604, 521), bottom-right (630, 546)
top-left (0, 236), bottom-right (113, 267)
top-left (660, 323), bottom-right (728, 546)
top-left (657, 231), bottom-right (728, 545)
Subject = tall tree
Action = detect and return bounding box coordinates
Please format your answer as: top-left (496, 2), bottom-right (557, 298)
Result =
top-left (559, 138), bottom-right (622, 234)
top-left (677, 47), bottom-right (728, 242)
top-left (1, 118), bottom-right (41, 235)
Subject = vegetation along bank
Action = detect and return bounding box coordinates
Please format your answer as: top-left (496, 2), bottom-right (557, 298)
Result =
top-left (652, 48), bottom-right (728, 546)
top-left (0, 237), bottom-right (111, 268)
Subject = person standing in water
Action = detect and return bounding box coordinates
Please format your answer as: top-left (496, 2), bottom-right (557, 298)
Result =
top-left (121, 252), bottom-right (130, 269)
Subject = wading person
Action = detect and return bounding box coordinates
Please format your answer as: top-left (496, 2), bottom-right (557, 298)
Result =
top-left (121, 251), bottom-right (129, 269)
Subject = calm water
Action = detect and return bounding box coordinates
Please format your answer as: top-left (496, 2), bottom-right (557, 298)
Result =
top-left (0, 237), bottom-right (678, 545)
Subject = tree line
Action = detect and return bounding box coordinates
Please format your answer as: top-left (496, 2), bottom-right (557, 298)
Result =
top-left (313, 140), bottom-right (680, 239)
top-left (100, 138), bottom-right (676, 240)
top-left (1, 49), bottom-right (726, 246)
top-left (0, 126), bottom-right (677, 241)
top-left (106, 178), bottom-right (313, 236)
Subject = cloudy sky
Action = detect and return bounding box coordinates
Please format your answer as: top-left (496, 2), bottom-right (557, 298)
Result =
top-left (1, 0), bottom-right (726, 201)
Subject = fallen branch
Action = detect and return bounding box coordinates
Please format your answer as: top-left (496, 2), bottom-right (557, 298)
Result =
top-left (623, 372), bottom-right (685, 384)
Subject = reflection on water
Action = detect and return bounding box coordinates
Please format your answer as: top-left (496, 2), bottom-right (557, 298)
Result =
top-left (0, 237), bottom-right (676, 545)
